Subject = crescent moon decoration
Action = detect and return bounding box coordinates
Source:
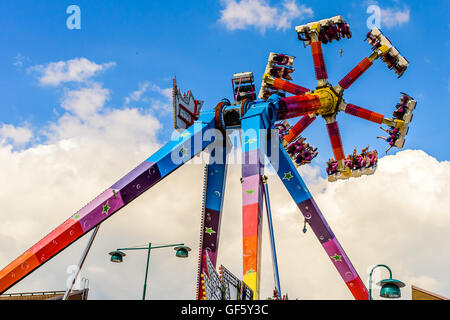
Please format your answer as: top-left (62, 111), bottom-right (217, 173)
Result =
top-left (345, 272), bottom-right (354, 280)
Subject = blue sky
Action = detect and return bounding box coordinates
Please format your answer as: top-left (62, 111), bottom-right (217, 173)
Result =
top-left (0, 0), bottom-right (449, 300)
top-left (1, 0), bottom-right (449, 162)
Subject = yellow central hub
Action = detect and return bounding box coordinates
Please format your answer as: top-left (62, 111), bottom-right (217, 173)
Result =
top-left (312, 87), bottom-right (339, 116)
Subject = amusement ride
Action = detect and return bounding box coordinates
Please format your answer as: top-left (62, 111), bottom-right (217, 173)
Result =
top-left (0, 15), bottom-right (416, 300)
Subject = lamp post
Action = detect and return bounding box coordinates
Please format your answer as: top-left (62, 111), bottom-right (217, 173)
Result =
top-left (368, 264), bottom-right (405, 300)
top-left (109, 243), bottom-right (191, 300)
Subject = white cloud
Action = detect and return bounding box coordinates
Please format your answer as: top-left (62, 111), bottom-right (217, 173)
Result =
top-left (219, 0), bottom-right (313, 32)
top-left (60, 83), bottom-right (110, 119)
top-left (13, 53), bottom-right (31, 68)
top-left (124, 82), bottom-right (172, 113)
top-left (29, 58), bottom-right (115, 87)
top-left (0, 76), bottom-right (170, 298)
top-left (152, 85), bottom-right (172, 102)
top-left (0, 124), bottom-right (33, 147)
top-left (124, 82), bottom-right (151, 105)
top-left (380, 6), bottom-right (410, 28)
top-left (124, 82), bottom-right (171, 104)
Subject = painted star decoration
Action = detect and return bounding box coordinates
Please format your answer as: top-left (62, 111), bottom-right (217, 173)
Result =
top-left (246, 268), bottom-right (255, 275)
top-left (180, 147), bottom-right (188, 158)
top-left (102, 201), bottom-right (111, 215)
top-left (205, 227), bottom-right (216, 235)
top-left (283, 172), bottom-right (293, 181)
top-left (331, 254), bottom-right (342, 262)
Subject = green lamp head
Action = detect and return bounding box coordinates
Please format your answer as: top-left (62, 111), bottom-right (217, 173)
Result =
top-left (377, 278), bottom-right (405, 298)
top-left (174, 246), bottom-right (191, 258)
top-left (109, 251), bottom-right (126, 263)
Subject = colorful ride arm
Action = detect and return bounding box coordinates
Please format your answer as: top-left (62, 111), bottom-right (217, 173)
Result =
top-left (282, 114), bottom-right (316, 144)
top-left (343, 103), bottom-right (384, 124)
top-left (295, 15), bottom-right (351, 84)
top-left (271, 140), bottom-right (369, 300)
top-left (196, 140), bottom-right (228, 300)
top-left (311, 40), bottom-right (328, 81)
top-left (342, 102), bottom-right (404, 128)
top-left (337, 44), bottom-right (389, 90)
top-left (338, 57), bottom-right (373, 90)
top-left (262, 74), bottom-right (310, 96)
top-left (325, 118), bottom-right (349, 174)
top-left (0, 111), bottom-right (217, 294)
top-left (306, 22), bottom-right (329, 83)
top-left (277, 94), bottom-right (321, 120)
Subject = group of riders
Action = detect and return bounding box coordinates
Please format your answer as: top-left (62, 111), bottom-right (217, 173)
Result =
top-left (297, 22), bottom-right (352, 44)
top-left (276, 122), bottom-right (319, 166)
top-left (326, 146), bottom-right (378, 175)
top-left (366, 31), bottom-right (407, 77)
top-left (286, 137), bottom-right (319, 166)
top-left (276, 93), bottom-right (412, 174)
top-left (269, 65), bottom-right (294, 81)
top-left (376, 93), bottom-right (411, 153)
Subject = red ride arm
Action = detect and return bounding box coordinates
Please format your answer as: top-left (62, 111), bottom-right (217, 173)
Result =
top-left (311, 41), bottom-right (328, 80)
top-left (283, 115), bottom-right (316, 143)
top-left (338, 57), bottom-right (373, 89)
top-left (277, 94), bottom-right (321, 120)
top-left (271, 78), bottom-right (310, 95)
top-left (326, 120), bottom-right (345, 162)
top-left (344, 103), bottom-right (384, 124)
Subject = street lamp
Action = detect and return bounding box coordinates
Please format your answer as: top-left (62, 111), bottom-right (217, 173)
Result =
top-left (109, 243), bottom-right (191, 300)
top-left (368, 264), bottom-right (405, 300)
top-left (174, 246), bottom-right (191, 258)
top-left (109, 250), bottom-right (126, 263)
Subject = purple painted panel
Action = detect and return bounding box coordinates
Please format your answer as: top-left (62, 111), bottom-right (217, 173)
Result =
top-left (111, 161), bottom-right (161, 204)
top-left (205, 249), bottom-right (218, 267)
top-left (202, 208), bottom-right (221, 256)
top-left (297, 198), bottom-right (334, 243)
top-left (70, 189), bottom-right (114, 220)
top-left (74, 188), bottom-right (125, 232)
top-left (241, 175), bottom-right (261, 206)
top-left (242, 149), bottom-right (262, 178)
top-left (323, 238), bottom-right (358, 282)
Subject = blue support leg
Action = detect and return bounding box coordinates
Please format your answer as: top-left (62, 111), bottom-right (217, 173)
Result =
top-left (196, 137), bottom-right (228, 300)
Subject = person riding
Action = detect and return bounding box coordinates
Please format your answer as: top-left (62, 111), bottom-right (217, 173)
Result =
top-left (326, 158), bottom-right (337, 175)
top-left (361, 144), bottom-right (369, 156)
top-left (377, 126), bottom-right (399, 153)
top-left (368, 150), bottom-right (378, 166)
top-left (359, 145), bottom-right (370, 167)
top-left (393, 103), bottom-right (406, 120)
